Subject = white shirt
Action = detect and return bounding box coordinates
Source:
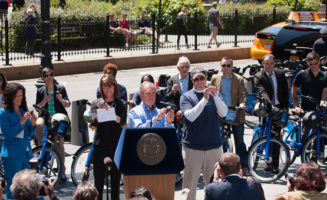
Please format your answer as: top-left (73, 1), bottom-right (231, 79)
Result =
top-left (264, 70), bottom-right (280, 106)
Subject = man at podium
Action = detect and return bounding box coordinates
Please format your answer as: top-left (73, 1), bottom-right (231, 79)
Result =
top-left (128, 81), bottom-right (174, 128)
top-left (180, 68), bottom-right (228, 200)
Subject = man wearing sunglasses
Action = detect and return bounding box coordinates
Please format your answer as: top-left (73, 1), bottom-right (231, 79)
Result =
top-left (35, 66), bottom-right (70, 183)
top-left (254, 54), bottom-right (289, 174)
top-left (292, 52), bottom-right (327, 139)
top-left (180, 67), bottom-right (227, 200)
top-left (210, 57), bottom-right (249, 176)
top-left (166, 56), bottom-right (193, 109)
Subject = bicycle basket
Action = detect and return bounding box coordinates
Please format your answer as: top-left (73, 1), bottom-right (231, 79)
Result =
top-left (83, 108), bottom-right (93, 124)
top-left (303, 111), bottom-right (321, 129)
top-left (222, 107), bottom-right (241, 126)
top-left (253, 102), bottom-right (268, 117)
top-left (51, 113), bottom-right (70, 136)
top-left (272, 108), bottom-right (289, 128)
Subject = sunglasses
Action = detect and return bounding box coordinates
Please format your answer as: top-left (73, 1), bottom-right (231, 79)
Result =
top-left (180, 65), bottom-right (190, 69)
top-left (221, 64), bottom-right (232, 68)
top-left (194, 77), bottom-right (205, 82)
top-left (43, 73), bottom-right (54, 78)
top-left (308, 62), bottom-right (319, 66)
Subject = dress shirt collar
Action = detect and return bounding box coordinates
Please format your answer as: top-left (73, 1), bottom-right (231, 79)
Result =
top-left (141, 101), bottom-right (156, 112)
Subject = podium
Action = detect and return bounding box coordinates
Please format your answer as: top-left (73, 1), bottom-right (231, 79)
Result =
top-left (114, 127), bottom-right (184, 200)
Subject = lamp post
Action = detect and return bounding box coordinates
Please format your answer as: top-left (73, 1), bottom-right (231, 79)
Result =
top-left (40, 0), bottom-right (53, 70)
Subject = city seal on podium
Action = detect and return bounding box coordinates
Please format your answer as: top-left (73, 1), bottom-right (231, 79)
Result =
top-left (136, 133), bottom-right (167, 166)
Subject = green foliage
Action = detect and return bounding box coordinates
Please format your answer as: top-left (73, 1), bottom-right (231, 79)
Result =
top-left (266, 0), bottom-right (322, 11)
top-left (6, 0), bottom-right (302, 51)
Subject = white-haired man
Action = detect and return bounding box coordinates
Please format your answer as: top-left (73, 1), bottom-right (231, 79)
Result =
top-left (166, 56), bottom-right (193, 109)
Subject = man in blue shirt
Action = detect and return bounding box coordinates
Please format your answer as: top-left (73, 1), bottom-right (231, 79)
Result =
top-left (210, 57), bottom-right (249, 175)
top-left (180, 68), bottom-right (227, 200)
top-left (128, 81), bottom-right (174, 128)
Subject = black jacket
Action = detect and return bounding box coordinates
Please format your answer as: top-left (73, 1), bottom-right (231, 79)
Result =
top-left (91, 98), bottom-right (127, 147)
top-left (36, 81), bottom-right (70, 116)
top-left (254, 69), bottom-right (289, 110)
top-left (166, 73), bottom-right (193, 109)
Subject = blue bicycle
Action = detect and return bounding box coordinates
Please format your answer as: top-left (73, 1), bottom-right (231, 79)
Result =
top-left (247, 100), bottom-right (290, 183)
top-left (32, 104), bottom-right (69, 185)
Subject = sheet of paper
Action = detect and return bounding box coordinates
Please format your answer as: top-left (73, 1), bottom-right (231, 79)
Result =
top-left (97, 108), bottom-right (116, 122)
top-left (16, 130), bottom-right (24, 139)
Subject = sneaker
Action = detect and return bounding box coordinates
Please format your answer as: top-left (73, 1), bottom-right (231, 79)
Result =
top-left (61, 173), bottom-right (67, 183)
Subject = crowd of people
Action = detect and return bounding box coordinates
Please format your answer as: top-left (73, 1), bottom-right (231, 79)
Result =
top-left (1, 4), bottom-right (327, 199)
top-left (1, 51), bottom-right (327, 199)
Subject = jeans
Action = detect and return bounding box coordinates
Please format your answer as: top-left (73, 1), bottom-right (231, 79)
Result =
top-left (232, 123), bottom-right (248, 169)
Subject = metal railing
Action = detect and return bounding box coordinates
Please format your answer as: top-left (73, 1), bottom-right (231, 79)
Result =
top-left (0, 8), bottom-right (285, 65)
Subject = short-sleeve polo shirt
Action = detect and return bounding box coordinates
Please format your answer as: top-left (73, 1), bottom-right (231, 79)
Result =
top-left (293, 68), bottom-right (327, 111)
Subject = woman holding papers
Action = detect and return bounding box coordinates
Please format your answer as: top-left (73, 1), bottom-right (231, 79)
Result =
top-left (0, 82), bottom-right (37, 199)
top-left (91, 74), bottom-right (127, 200)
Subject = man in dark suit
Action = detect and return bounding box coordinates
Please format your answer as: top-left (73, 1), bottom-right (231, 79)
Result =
top-left (254, 54), bottom-right (289, 173)
top-left (254, 54), bottom-right (289, 110)
top-left (205, 153), bottom-right (265, 200)
top-left (166, 56), bottom-right (193, 109)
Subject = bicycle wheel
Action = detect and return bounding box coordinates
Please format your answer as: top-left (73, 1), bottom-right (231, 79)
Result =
top-left (248, 136), bottom-right (290, 183)
top-left (32, 145), bottom-right (63, 186)
top-left (301, 132), bottom-right (327, 172)
top-left (222, 131), bottom-right (235, 153)
top-left (71, 143), bottom-right (94, 186)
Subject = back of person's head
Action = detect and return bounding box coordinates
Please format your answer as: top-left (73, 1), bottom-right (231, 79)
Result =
top-left (140, 74), bottom-right (154, 84)
top-left (73, 181), bottom-right (98, 200)
top-left (129, 186), bottom-right (154, 200)
top-left (103, 63), bottom-right (118, 77)
top-left (10, 169), bottom-right (42, 200)
top-left (219, 153), bottom-right (241, 176)
top-left (294, 161), bottom-right (326, 192)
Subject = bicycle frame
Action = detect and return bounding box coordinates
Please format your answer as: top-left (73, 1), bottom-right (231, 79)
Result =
top-left (38, 124), bottom-right (51, 171)
top-left (283, 119), bottom-right (302, 157)
top-left (84, 129), bottom-right (97, 168)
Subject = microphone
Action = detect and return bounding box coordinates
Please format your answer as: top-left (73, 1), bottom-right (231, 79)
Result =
top-left (103, 157), bottom-right (112, 168)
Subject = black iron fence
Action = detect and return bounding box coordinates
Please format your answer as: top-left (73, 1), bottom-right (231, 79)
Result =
top-left (0, 8), bottom-right (287, 65)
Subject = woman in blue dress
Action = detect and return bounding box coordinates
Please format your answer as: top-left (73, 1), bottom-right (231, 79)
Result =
top-left (0, 82), bottom-right (37, 199)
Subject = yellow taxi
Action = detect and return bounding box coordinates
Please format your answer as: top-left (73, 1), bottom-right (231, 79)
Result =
top-left (251, 11), bottom-right (324, 63)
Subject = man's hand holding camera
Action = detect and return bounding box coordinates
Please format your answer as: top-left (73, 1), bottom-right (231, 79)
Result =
top-left (39, 177), bottom-right (58, 200)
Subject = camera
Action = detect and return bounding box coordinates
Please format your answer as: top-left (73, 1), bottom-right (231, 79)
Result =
top-left (285, 172), bottom-right (296, 189)
top-left (39, 176), bottom-right (49, 196)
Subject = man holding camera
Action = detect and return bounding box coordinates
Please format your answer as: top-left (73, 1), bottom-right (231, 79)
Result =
top-left (210, 57), bottom-right (249, 175)
top-left (128, 81), bottom-right (174, 128)
top-left (205, 153), bottom-right (265, 200)
top-left (10, 169), bottom-right (59, 200)
top-left (180, 68), bottom-right (227, 200)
